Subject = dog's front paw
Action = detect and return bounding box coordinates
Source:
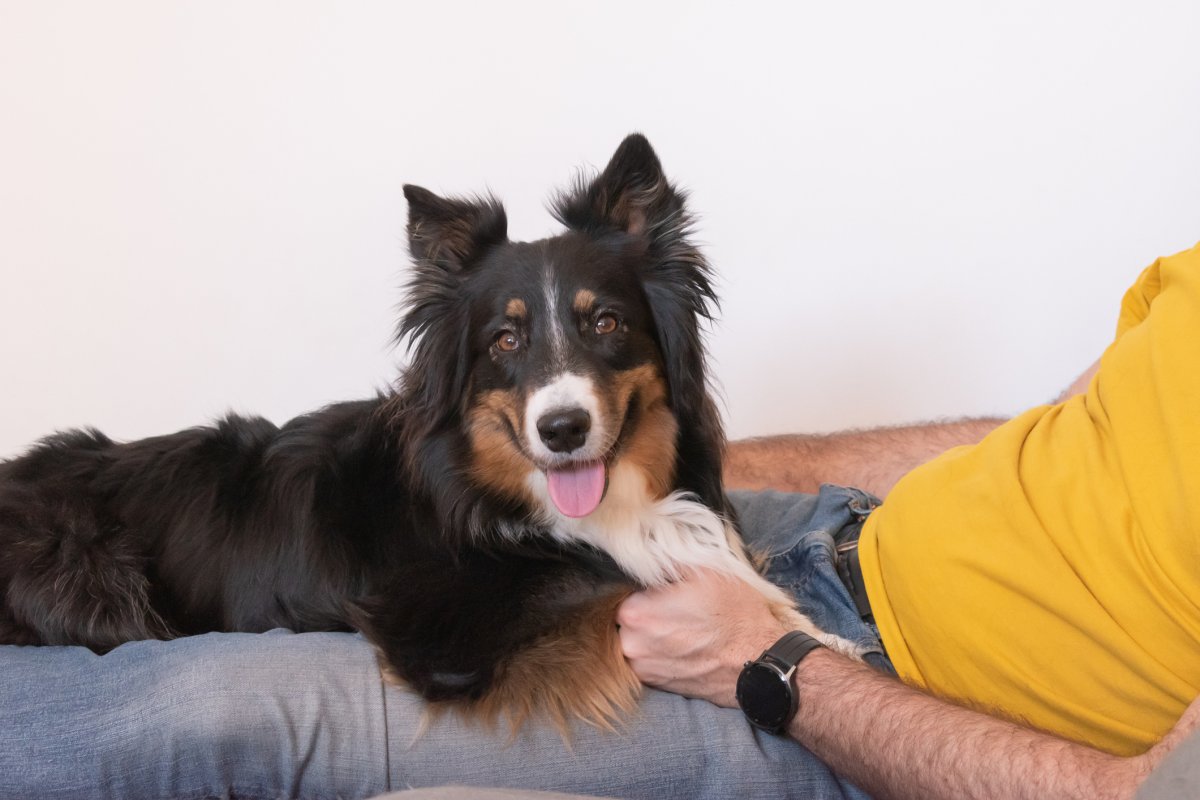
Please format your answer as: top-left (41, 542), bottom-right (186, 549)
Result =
top-left (772, 605), bottom-right (865, 662)
top-left (816, 631), bottom-right (867, 660)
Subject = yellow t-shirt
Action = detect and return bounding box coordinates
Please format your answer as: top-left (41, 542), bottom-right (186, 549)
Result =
top-left (859, 242), bottom-right (1200, 756)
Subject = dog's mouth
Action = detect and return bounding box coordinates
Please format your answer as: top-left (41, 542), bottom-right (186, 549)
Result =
top-left (538, 392), bottom-right (642, 518)
top-left (544, 460), bottom-right (609, 518)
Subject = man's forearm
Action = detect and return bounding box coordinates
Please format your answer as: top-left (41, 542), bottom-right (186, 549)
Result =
top-left (724, 418), bottom-right (1006, 499)
top-left (789, 650), bottom-right (1150, 800)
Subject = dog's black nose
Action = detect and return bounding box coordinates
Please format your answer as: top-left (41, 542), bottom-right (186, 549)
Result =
top-left (537, 409), bottom-right (591, 453)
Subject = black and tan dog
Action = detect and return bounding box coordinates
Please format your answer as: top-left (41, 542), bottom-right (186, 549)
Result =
top-left (0, 135), bottom-right (846, 731)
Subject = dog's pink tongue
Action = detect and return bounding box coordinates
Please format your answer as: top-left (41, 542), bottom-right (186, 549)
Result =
top-left (546, 461), bottom-right (607, 518)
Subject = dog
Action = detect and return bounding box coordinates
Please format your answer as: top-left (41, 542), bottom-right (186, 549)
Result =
top-left (0, 134), bottom-right (847, 732)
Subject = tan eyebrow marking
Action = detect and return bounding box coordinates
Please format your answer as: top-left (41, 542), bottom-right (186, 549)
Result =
top-left (505, 298), bottom-right (527, 319)
top-left (573, 289), bottom-right (597, 315)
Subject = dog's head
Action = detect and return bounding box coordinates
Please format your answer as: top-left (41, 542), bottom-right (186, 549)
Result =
top-left (396, 134), bottom-right (727, 525)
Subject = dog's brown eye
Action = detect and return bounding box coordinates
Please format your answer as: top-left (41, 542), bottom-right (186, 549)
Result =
top-left (494, 331), bottom-right (520, 352)
top-left (594, 314), bottom-right (619, 335)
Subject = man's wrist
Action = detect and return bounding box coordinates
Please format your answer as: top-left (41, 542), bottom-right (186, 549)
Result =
top-left (736, 630), bottom-right (826, 733)
top-left (784, 646), bottom-right (843, 740)
top-left (735, 623), bottom-right (792, 672)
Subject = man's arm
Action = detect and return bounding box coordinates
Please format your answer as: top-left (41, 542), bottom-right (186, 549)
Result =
top-left (723, 418), bottom-right (1005, 499)
top-left (789, 648), bottom-right (1159, 800)
top-left (725, 359), bottom-right (1101, 499)
top-left (1054, 359), bottom-right (1100, 404)
top-left (617, 569), bottom-right (1188, 800)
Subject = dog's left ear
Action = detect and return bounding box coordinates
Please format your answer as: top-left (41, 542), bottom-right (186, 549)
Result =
top-left (552, 133), bottom-right (682, 240)
top-left (555, 134), bottom-right (729, 516)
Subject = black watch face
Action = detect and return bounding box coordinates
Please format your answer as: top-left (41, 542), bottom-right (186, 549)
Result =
top-left (736, 662), bottom-right (793, 731)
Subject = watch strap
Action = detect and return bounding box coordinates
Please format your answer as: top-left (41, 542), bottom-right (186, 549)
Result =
top-left (762, 630), bottom-right (823, 670)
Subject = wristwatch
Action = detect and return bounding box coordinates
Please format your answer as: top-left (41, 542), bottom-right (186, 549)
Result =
top-left (736, 630), bottom-right (825, 734)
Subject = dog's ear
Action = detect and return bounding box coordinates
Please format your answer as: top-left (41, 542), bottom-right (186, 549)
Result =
top-left (645, 272), bottom-right (730, 518)
top-left (404, 184), bottom-right (508, 271)
top-left (551, 133), bottom-right (682, 240)
top-left (557, 135), bottom-right (730, 516)
top-left (394, 187), bottom-right (507, 444)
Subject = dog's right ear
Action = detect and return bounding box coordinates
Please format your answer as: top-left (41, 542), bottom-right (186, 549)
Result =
top-left (404, 185), bottom-right (508, 271)
top-left (394, 187), bottom-right (507, 444)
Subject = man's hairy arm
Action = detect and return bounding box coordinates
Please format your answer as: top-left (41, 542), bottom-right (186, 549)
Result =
top-left (618, 569), bottom-right (1186, 800)
top-left (724, 418), bottom-right (1005, 499)
top-left (724, 359), bottom-right (1101, 499)
top-left (790, 649), bottom-right (1168, 800)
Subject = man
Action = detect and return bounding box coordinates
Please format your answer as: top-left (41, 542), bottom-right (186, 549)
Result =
top-left (619, 241), bottom-right (1200, 798)
top-left (1, 245), bottom-right (1196, 800)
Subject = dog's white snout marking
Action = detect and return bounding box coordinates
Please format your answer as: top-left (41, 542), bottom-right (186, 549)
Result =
top-left (526, 373), bottom-right (605, 461)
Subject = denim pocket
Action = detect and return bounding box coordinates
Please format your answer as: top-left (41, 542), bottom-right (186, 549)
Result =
top-left (733, 485), bottom-right (888, 666)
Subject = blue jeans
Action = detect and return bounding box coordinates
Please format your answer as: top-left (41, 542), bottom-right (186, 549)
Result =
top-left (0, 487), bottom-right (891, 800)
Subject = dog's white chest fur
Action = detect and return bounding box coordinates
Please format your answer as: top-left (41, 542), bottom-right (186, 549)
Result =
top-left (527, 461), bottom-right (747, 586)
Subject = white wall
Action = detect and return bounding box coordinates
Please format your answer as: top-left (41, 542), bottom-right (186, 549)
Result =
top-left (1, 1), bottom-right (1198, 460)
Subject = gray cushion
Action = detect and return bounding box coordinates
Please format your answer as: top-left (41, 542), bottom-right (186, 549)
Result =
top-left (1137, 727), bottom-right (1200, 799)
top-left (376, 789), bottom-right (616, 800)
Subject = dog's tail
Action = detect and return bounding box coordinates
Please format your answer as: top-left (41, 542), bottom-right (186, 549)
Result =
top-left (0, 482), bottom-right (174, 650)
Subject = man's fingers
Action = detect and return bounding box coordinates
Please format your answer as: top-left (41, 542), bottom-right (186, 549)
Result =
top-left (615, 591), bottom-right (647, 628)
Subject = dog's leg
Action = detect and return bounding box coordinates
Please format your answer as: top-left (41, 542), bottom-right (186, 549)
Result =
top-left (738, 568), bottom-right (866, 660)
top-left (714, 523), bottom-right (867, 658)
top-left (699, 537), bottom-right (862, 659)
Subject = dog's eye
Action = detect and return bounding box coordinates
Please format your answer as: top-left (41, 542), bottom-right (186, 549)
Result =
top-left (494, 331), bottom-right (521, 352)
top-left (594, 314), bottom-right (619, 335)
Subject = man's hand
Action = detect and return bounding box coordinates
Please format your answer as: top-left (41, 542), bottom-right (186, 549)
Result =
top-left (617, 568), bottom-right (789, 708)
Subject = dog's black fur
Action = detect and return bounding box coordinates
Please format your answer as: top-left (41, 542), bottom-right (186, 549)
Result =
top-left (0, 134), bottom-right (728, 719)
